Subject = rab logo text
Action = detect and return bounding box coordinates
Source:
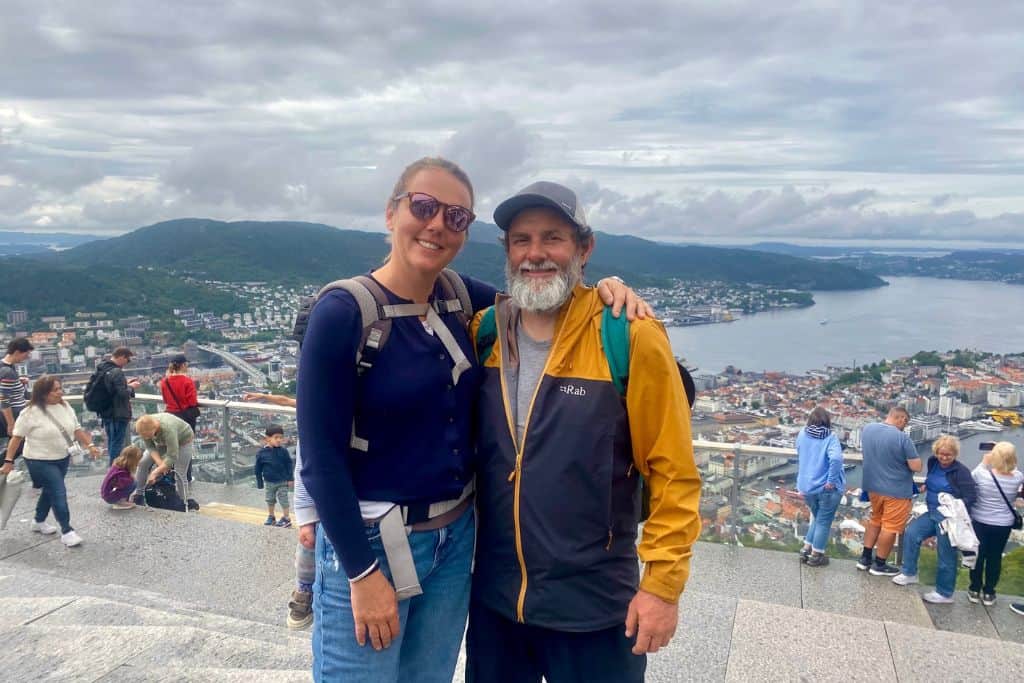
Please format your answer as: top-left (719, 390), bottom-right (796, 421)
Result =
top-left (559, 384), bottom-right (586, 397)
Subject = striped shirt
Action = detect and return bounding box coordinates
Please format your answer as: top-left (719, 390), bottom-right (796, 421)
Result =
top-left (0, 362), bottom-right (28, 412)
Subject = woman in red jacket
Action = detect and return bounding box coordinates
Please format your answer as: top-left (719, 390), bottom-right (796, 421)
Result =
top-left (160, 353), bottom-right (200, 481)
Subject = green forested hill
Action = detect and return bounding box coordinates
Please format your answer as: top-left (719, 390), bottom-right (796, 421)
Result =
top-left (4, 218), bottom-right (885, 318)
top-left (47, 218), bottom-right (885, 290)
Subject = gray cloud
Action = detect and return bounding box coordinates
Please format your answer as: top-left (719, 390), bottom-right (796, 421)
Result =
top-left (0, 0), bottom-right (1022, 243)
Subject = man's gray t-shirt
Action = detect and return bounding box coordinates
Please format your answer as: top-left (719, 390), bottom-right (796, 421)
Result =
top-left (512, 326), bottom-right (552, 446)
top-left (860, 422), bottom-right (918, 498)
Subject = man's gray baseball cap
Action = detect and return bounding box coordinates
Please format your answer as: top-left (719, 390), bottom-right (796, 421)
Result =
top-left (493, 181), bottom-right (591, 236)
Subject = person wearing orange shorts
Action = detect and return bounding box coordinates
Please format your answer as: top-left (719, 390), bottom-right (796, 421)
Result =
top-left (858, 407), bottom-right (922, 576)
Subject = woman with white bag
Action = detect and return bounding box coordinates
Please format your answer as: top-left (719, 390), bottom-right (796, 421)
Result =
top-left (891, 435), bottom-right (977, 604)
top-left (0, 375), bottom-right (99, 547)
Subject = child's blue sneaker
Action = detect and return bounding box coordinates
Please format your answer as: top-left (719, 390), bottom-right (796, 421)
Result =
top-left (264, 516), bottom-right (276, 526)
top-left (275, 517), bottom-right (292, 528)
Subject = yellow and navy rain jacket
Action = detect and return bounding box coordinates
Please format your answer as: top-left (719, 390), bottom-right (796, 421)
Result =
top-left (471, 285), bottom-right (701, 631)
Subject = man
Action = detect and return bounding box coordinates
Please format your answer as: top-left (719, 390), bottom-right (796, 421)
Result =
top-left (0, 338), bottom-right (34, 458)
top-left (94, 347), bottom-right (141, 464)
top-left (858, 406), bottom-right (922, 575)
top-left (466, 181), bottom-right (701, 682)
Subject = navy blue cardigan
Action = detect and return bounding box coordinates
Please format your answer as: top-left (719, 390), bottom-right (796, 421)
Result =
top-left (297, 273), bottom-right (496, 579)
top-left (926, 456), bottom-right (977, 509)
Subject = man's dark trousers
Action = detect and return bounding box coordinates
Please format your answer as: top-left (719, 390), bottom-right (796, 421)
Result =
top-left (103, 418), bottom-right (128, 465)
top-left (465, 599), bottom-right (646, 683)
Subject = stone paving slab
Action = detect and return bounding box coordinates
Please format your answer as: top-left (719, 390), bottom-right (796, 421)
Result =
top-left (0, 595), bottom-right (76, 627)
top-left (1, 623), bottom-right (166, 681)
top-left (685, 542), bottom-right (802, 607)
top-left (37, 594), bottom-right (310, 646)
top-left (725, 600), bottom-right (897, 682)
top-left (886, 618), bottom-right (1024, 681)
top-left (986, 600), bottom-right (1024, 642)
top-left (118, 625), bottom-right (312, 671)
top-left (921, 589), bottom-right (1001, 640)
top-left (800, 557), bottom-right (933, 628)
top-left (96, 667), bottom-right (312, 682)
top-left (1, 477), bottom-right (298, 624)
top-left (647, 590), bottom-right (737, 682)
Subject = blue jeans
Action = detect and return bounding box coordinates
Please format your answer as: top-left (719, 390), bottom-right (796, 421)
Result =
top-left (25, 456), bottom-right (72, 534)
top-left (900, 509), bottom-right (958, 597)
top-left (804, 488), bottom-right (842, 552)
top-left (103, 419), bottom-right (129, 464)
top-left (312, 506), bottom-right (475, 683)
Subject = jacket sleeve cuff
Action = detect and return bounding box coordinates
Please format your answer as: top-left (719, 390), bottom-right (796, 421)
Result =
top-left (293, 506), bottom-right (320, 526)
top-left (639, 562), bottom-right (686, 604)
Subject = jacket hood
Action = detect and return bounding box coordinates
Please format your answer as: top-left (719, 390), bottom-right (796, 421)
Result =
top-left (96, 359), bottom-right (118, 372)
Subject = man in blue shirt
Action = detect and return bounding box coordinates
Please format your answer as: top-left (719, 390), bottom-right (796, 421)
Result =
top-left (858, 407), bottom-right (922, 575)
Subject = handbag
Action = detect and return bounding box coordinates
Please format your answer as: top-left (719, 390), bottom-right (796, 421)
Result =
top-left (990, 470), bottom-right (1024, 530)
top-left (40, 406), bottom-right (87, 465)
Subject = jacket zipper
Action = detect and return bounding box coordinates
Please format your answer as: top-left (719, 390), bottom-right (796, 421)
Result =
top-left (499, 301), bottom-right (571, 623)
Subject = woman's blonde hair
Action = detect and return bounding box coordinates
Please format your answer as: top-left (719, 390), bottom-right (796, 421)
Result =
top-left (990, 441), bottom-right (1018, 473)
top-left (931, 434), bottom-right (960, 457)
top-left (112, 445), bottom-right (144, 475)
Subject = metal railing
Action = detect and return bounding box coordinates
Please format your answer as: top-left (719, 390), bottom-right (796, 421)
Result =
top-left (62, 394), bottom-right (296, 486)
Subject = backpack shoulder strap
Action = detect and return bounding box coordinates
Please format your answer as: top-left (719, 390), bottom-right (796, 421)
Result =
top-left (601, 306), bottom-right (630, 396)
top-left (435, 269), bottom-right (472, 325)
top-left (475, 306), bottom-right (498, 365)
top-left (315, 276), bottom-right (393, 375)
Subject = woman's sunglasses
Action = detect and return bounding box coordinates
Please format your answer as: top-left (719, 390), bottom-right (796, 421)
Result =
top-left (393, 192), bottom-right (475, 233)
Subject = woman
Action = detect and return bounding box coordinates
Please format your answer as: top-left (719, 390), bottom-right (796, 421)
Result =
top-left (161, 353), bottom-right (200, 482)
top-left (968, 441), bottom-right (1023, 606)
top-left (160, 354), bottom-right (199, 432)
top-left (0, 375), bottom-right (99, 547)
top-left (298, 157), bottom-right (644, 682)
top-left (892, 434), bottom-right (976, 603)
top-left (796, 406), bottom-right (845, 567)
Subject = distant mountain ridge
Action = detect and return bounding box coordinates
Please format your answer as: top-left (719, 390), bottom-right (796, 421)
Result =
top-left (48, 218), bottom-right (886, 290)
top-left (0, 219), bottom-right (886, 319)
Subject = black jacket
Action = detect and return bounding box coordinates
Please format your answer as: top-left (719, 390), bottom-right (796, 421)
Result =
top-left (255, 446), bottom-right (293, 488)
top-left (96, 360), bottom-right (135, 421)
top-left (926, 456), bottom-right (977, 509)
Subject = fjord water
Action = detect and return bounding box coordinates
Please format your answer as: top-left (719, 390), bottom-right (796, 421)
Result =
top-left (667, 276), bottom-right (1024, 376)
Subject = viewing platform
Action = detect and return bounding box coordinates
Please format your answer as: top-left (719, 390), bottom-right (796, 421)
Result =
top-left (2, 475), bottom-right (1023, 682)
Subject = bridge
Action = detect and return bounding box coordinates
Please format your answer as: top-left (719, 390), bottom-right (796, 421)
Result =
top-left (196, 344), bottom-right (268, 387)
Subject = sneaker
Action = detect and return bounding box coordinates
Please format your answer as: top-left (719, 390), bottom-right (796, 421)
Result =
top-left (856, 553), bottom-right (873, 571)
top-left (264, 516), bottom-right (276, 526)
top-left (967, 590), bottom-right (981, 604)
top-left (798, 546), bottom-right (811, 563)
top-left (186, 499), bottom-right (200, 511)
top-left (806, 553), bottom-right (829, 567)
top-left (61, 530), bottom-right (83, 547)
top-left (922, 591), bottom-right (954, 604)
top-left (869, 563), bottom-right (900, 577)
top-left (982, 593), bottom-right (996, 606)
top-left (892, 573), bottom-right (919, 586)
top-left (287, 589), bottom-right (314, 630)
top-left (111, 501), bottom-right (136, 510)
top-left (31, 520), bottom-right (58, 535)
top-left (1011, 603), bottom-right (1024, 616)
top-left (276, 517), bottom-right (292, 528)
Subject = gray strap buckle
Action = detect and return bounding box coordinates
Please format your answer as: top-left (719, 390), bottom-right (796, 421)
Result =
top-left (378, 506), bottom-right (423, 601)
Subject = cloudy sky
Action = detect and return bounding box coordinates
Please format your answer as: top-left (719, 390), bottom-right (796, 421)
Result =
top-left (2, 1), bottom-right (1023, 244)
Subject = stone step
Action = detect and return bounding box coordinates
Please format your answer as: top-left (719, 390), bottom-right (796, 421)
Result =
top-left (95, 666), bottom-right (311, 682)
top-left (3, 622), bottom-right (311, 681)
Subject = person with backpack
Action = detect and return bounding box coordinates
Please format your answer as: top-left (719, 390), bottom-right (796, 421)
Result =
top-left (465, 181), bottom-right (700, 682)
top-left (131, 412), bottom-right (195, 508)
top-left (86, 347), bottom-right (140, 464)
top-left (297, 158), bottom-right (645, 683)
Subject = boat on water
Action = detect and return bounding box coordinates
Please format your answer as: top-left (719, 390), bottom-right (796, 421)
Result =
top-left (958, 418), bottom-right (1005, 433)
top-left (819, 319), bottom-right (829, 325)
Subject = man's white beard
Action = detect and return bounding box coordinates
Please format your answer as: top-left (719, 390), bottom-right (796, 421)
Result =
top-left (506, 253), bottom-right (584, 312)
